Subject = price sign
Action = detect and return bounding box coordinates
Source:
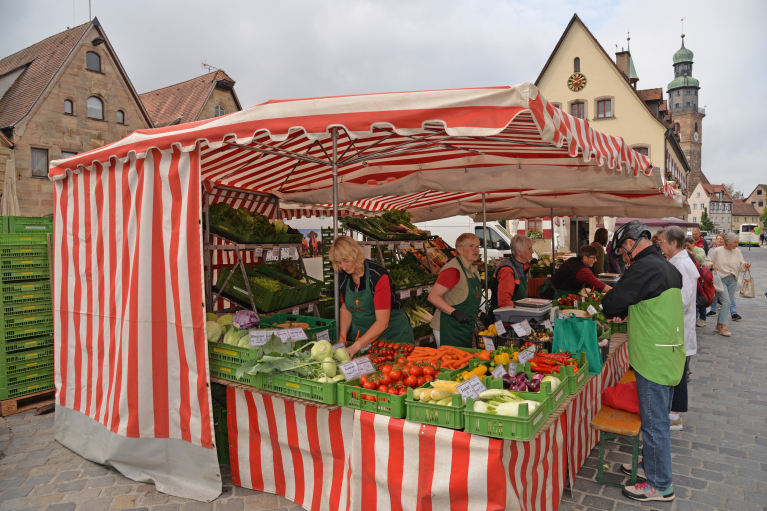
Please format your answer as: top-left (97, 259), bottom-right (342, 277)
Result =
top-left (308, 304), bottom-right (314, 313)
top-left (255, 247), bottom-right (263, 258)
top-left (355, 356), bottom-right (376, 376)
top-left (338, 361), bottom-right (361, 381)
top-left (573, 300), bottom-right (578, 308)
top-left (272, 247), bottom-right (280, 259)
top-left (414, 241), bottom-right (424, 250)
top-left (520, 320), bottom-right (533, 335)
top-left (250, 329), bottom-right (275, 347)
top-left (558, 313), bottom-right (566, 320)
top-left (456, 376), bottom-right (487, 401)
top-left (508, 361), bottom-right (518, 375)
top-left (482, 337), bottom-right (495, 351)
top-left (332, 341), bottom-right (346, 350)
top-left (512, 323), bottom-right (527, 337)
top-left (518, 349), bottom-right (535, 365)
top-left (317, 330), bottom-right (330, 342)
top-left (400, 242), bottom-right (410, 250)
top-left (599, 304), bottom-right (603, 309)
top-left (544, 320), bottom-right (553, 330)
top-left (287, 328), bottom-right (308, 341)
top-left (400, 290), bottom-right (411, 300)
top-left (494, 320), bottom-right (506, 335)
top-left (292, 306), bottom-right (300, 315)
top-left (587, 305), bottom-right (598, 316)
top-left (416, 287), bottom-right (422, 296)
top-left (388, 243), bottom-right (395, 251)
top-left (491, 364), bottom-right (507, 379)
top-left (276, 330), bottom-right (293, 343)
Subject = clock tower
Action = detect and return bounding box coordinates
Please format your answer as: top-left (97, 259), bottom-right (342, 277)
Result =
top-left (667, 34), bottom-right (704, 195)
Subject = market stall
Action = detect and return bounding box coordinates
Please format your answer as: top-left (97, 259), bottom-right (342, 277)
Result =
top-left (49, 83), bottom-right (663, 503)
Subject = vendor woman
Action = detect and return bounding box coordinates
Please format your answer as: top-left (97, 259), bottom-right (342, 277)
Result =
top-left (540, 245), bottom-right (613, 299)
top-left (330, 235), bottom-right (413, 356)
top-left (489, 234), bottom-right (534, 312)
top-left (427, 233), bottom-right (482, 348)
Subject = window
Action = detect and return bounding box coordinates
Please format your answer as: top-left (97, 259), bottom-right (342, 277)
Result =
top-left (696, 192), bottom-right (700, 198)
top-left (685, 102), bottom-right (691, 106)
top-left (574, 57), bottom-right (580, 73)
top-left (117, 110), bottom-right (125, 124)
top-left (693, 204), bottom-right (697, 210)
top-left (86, 51), bottom-right (101, 72)
top-left (214, 105), bottom-right (225, 117)
top-left (474, 227), bottom-right (508, 250)
top-left (527, 219), bottom-right (542, 232)
top-left (693, 217), bottom-right (696, 222)
top-left (64, 100), bottom-right (73, 115)
top-left (752, 201), bottom-right (757, 206)
top-left (758, 189), bottom-right (763, 195)
top-left (571, 102), bottom-right (584, 119)
top-left (676, 91), bottom-right (680, 96)
top-left (597, 99), bottom-right (612, 118)
top-left (675, 103), bottom-right (680, 108)
top-left (695, 122), bottom-right (698, 133)
top-left (685, 90), bottom-right (691, 95)
top-left (61, 151), bottom-right (77, 159)
top-left (760, 201), bottom-right (764, 207)
top-left (87, 96), bottom-right (103, 120)
top-left (552, 103), bottom-right (562, 110)
top-left (31, 148), bottom-right (48, 178)
top-left (700, 203), bottom-right (704, 210)
top-left (634, 147), bottom-right (649, 156)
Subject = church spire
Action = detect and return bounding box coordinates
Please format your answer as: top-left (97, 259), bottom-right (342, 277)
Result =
top-left (627, 32), bottom-right (639, 84)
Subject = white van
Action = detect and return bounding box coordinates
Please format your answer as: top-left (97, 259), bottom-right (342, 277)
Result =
top-left (415, 216), bottom-right (514, 261)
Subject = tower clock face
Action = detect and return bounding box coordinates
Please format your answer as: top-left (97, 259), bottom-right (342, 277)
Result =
top-left (694, 132), bottom-right (699, 141)
top-left (567, 73), bottom-right (587, 92)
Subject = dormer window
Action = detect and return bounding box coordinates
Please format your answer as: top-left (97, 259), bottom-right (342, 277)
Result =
top-left (214, 105), bottom-right (225, 117)
top-left (86, 51), bottom-right (101, 72)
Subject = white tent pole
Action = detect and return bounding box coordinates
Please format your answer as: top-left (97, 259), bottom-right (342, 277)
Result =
top-left (551, 207), bottom-right (555, 260)
top-left (483, 192), bottom-right (488, 309)
top-left (332, 128), bottom-right (340, 328)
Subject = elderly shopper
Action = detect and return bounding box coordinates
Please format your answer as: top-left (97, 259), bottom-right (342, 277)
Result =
top-left (602, 220), bottom-right (685, 502)
top-left (590, 228), bottom-right (609, 276)
top-left (704, 233), bottom-right (751, 336)
top-left (657, 227), bottom-right (698, 431)
top-left (685, 236), bottom-right (708, 327)
top-left (428, 233), bottom-right (482, 348)
top-left (706, 234), bottom-right (726, 318)
top-left (489, 234), bottom-right (533, 312)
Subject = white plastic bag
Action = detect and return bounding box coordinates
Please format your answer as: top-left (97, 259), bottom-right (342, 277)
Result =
top-left (712, 270), bottom-right (724, 293)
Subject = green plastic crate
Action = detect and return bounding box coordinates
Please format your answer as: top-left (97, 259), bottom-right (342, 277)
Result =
top-left (0, 256), bottom-right (50, 271)
top-left (208, 341), bottom-right (260, 364)
top-left (436, 348), bottom-right (481, 379)
top-left (208, 359), bottom-right (257, 386)
top-left (253, 265), bottom-right (310, 304)
top-left (2, 312), bottom-right (53, 329)
top-left (0, 355), bottom-right (54, 381)
top-left (0, 323), bottom-right (54, 342)
top-left (4, 217), bottom-right (53, 234)
top-left (482, 372), bottom-right (563, 415)
top-left (0, 365), bottom-right (54, 391)
top-left (3, 345), bottom-right (54, 365)
top-left (0, 267), bottom-right (49, 283)
top-left (0, 245), bottom-right (48, 261)
top-left (0, 301), bottom-right (52, 318)
top-left (611, 322), bottom-right (627, 334)
top-left (566, 353), bottom-right (590, 395)
top-left (0, 368), bottom-right (54, 400)
top-left (214, 266), bottom-right (298, 312)
top-left (2, 287), bottom-right (51, 306)
top-left (254, 372), bottom-right (337, 405)
top-left (463, 389), bottom-right (550, 441)
top-left (405, 389), bottom-right (464, 429)
top-left (213, 403), bottom-right (230, 465)
top-left (0, 233), bottom-right (49, 246)
top-left (337, 378), bottom-right (408, 418)
top-left (1, 334), bottom-right (54, 354)
top-left (2, 280), bottom-right (50, 296)
top-left (259, 314), bottom-right (336, 344)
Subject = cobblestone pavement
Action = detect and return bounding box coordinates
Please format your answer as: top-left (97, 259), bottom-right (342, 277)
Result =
top-left (1, 248), bottom-right (765, 511)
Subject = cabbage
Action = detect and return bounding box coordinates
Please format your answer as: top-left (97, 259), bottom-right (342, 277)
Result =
top-left (311, 340), bottom-right (333, 361)
top-left (217, 314), bottom-right (234, 328)
top-left (206, 312), bottom-right (219, 322)
top-left (233, 310), bottom-right (259, 330)
top-left (333, 348), bottom-right (351, 363)
top-left (223, 329), bottom-right (242, 346)
top-left (322, 357), bottom-right (337, 378)
top-left (206, 321), bottom-right (223, 343)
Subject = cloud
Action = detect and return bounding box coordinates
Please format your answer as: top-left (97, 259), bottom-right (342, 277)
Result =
top-left (2, 0), bottom-right (764, 193)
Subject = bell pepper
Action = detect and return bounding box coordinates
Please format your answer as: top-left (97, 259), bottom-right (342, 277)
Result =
top-left (511, 352), bottom-right (519, 362)
top-left (494, 353), bottom-right (510, 366)
top-left (479, 350), bottom-right (492, 361)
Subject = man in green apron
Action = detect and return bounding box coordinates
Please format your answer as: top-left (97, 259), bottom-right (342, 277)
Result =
top-left (428, 233), bottom-right (482, 348)
top-left (489, 234), bottom-right (533, 314)
top-left (330, 235), bottom-right (413, 357)
top-left (539, 245), bottom-right (612, 300)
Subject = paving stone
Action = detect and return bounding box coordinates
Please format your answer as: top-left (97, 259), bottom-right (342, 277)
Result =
top-left (241, 495), bottom-right (279, 510)
top-left (82, 467), bottom-right (109, 477)
top-left (675, 500), bottom-right (714, 511)
top-left (56, 480), bottom-right (85, 493)
top-left (60, 489), bottom-right (102, 502)
top-left (151, 505), bottom-right (180, 511)
top-left (0, 480), bottom-right (26, 491)
top-left (77, 498), bottom-right (113, 511)
top-left (137, 493), bottom-right (169, 506)
top-left (53, 472), bottom-right (79, 483)
top-left (18, 459), bottom-right (47, 469)
top-left (86, 476), bottom-right (115, 488)
top-left (723, 498), bottom-right (763, 511)
top-left (110, 495), bottom-right (138, 510)
top-left (28, 496), bottom-right (63, 507)
top-left (213, 499), bottom-right (243, 511)
top-left (0, 488), bottom-right (32, 501)
top-left (44, 504), bottom-right (75, 511)
top-left (102, 486), bottom-right (134, 497)
top-left (689, 467), bottom-right (725, 482)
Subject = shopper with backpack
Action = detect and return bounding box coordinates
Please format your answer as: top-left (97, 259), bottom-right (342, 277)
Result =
top-left (685, 236), bottom-right (713, 326)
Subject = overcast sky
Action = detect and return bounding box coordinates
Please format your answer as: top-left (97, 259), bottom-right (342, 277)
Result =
top-left (2, 0), bottom-right (765, 196)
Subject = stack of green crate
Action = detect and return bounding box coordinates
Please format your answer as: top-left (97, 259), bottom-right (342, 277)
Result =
top-left (0, 223), bottom-right (54, 401)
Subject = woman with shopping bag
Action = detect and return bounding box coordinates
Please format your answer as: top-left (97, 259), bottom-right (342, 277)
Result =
top-left (703, 233), bottom-right (751, 336)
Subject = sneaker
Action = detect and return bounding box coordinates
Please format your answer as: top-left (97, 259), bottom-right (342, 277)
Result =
top-left (623, 482), bottom-right (675, 502)
top-left (696, 319), bottom-right (706, 327)
top-left (706, 311), bottom-right (717, 317)
top-left (731, 314), bottom-right (742, 321)
top-left (621, 462), bottom-right (646, 481)
top-left (670, 417), bottom-right (683, 430)
top-left (718, 327), bottom-right (732, 337)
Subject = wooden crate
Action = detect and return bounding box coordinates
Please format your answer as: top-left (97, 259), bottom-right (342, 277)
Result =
top-left (1, 387), bottom-right (55, 417)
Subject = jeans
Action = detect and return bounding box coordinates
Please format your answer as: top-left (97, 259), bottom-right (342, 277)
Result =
top-left (697, 307), bottom-right (707, 321)
top-left (718, 276), bottom-right (738, 326)
top-left (710, 292), bottom-right (736, 315)
top-left (635, 370), bottom-right (675, 490)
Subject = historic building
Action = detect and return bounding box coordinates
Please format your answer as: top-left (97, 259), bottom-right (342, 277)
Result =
top-left (745, 184), bottom-right (766, 230)
top-left (690, 182), bottom-right (732, 234)
top-left (0, 19), bottom-right (153, 216)
top-left (732, 199), bottom-right (760, 231)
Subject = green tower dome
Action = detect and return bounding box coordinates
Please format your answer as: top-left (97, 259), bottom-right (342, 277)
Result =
top-left (673, 36), bottom-right (694, 64)
top-left (667, 75), bottom-right (700, 90)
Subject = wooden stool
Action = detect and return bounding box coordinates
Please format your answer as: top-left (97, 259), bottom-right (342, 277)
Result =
top-left (589, 405), bottom-right (641, 487)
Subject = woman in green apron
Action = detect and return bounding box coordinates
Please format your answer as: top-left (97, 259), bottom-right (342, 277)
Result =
top-left (329, 235), bottom-right (413, 357)
top-left (489, 234), bottom-right (534, 314)
top-left (539, 245), bottom-right (612, 300)
top-left (427, 233), bottom-right (482, 348)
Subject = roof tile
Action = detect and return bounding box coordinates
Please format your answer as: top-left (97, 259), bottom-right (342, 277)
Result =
top-left (140, 70), bottom-right (235, 127)
top-left (732, 201), bottom-right (759, 216)
top-left (637, 88), bottom-right (662, 102)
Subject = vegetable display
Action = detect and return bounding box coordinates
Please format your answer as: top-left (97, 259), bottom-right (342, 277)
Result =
top-left (411, 380), bottom-right (462, 405)
top-left (473, 389), bottom-right (541, 417)
top-left (529, 351), bottom-right (579, 375)
top-left (236, 336), bottom-right (346, 383)
top-left (406, 345), bottom-right (477, 371)
top-left (356, 358), bottom-right (438, 396)
top-left (233, 310), bottom-right (260, 330)
top-left (388, 261), bottom-right (434, 288)
top-left (342, 210), bottom-right (429, 240)
top-left (276, 260), bottom-right (305, 282)
top-left (367, 340), bottom-right (415, 366)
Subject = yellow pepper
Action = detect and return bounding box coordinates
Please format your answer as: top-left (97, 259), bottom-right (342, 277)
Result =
top-left (511, 352), bottom-right (519, 362)
top-left (494, 353), bottom-right (510, 366)
top-left (488, 324), bottom-right (498, 335)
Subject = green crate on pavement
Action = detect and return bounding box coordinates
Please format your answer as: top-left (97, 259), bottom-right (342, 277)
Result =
top-left (254, 373), bottom-right (337, 405)
top-left (0, 268), bottom-right (49, 283)
top-left (0, 369), bottom-right (54, 400)
top-left (4, 217), bottom-right (53, 234)
top-left (208, 359), bottom-right (257, 387)
top-left (2, 288), bottom-right (51, 306)
top-left (0, 355), bottom-right (54, 381)
top-left (3, 345), bottom-right (54, 365)
top-left (405, 389), bottom-right (464, 429)
top-left (463, 387), bottom-right (550, 441)
top-left (0, 301), bottom-right (52, 318)
top-left (337, 379), bottom-right (408, 419)
top-left (259, 314), bottom-right (336, 344)
top-left (2, 312), bottom-right (54, 329)
top-left (1, 334), bottom-right (54, 355)
top-left (0, 323), bottom-right (54, 342)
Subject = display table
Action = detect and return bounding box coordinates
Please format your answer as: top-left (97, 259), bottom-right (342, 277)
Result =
top-left (224, 335), bottom-right (629, 511)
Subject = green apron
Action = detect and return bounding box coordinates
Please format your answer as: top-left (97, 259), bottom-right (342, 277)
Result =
top-left (512, 270), bottom-right (528, 302)
top-left (345, 260), bottom-right (413, 345)
top-left (439, 258), bottom-right (482, 348)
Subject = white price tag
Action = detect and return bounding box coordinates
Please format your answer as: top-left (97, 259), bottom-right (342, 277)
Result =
top-left (276, 330), bottom-right (293, 343)
top-left (587, 305), bottom-right (598, 316)
top-left (414, 241), bottom-right (424, 250)
top-left (272, 247), bottom-right (280, 258)
top-left (512, 323), bottom-right (527, 337)
top-left (599, 304), bottom-right (603, 309)
top-left (491, 364), bottom-right (507, 379)
top-left (249, 329), bottom-right (271, 347)
top-left (388, 243), bottom-right (395, 251)
top-left (508, 361), bottom-right (518, 375)
top-left (255, 247), bottom-right (263, 258)
top-left (494, 320), bottom-right (506, 335)
top-left (559, 313), bottom-right (566, 320)
top-left (518, 349), bottom-right (535, 365)
top-left (317, 330), bottom-right (330, 342)
top-left (355, 356), bottom-right (376, 376)
top-left (292, 307), bottom-right (300, 315)
top-left (482, 337), bottom-right (495, 351)
top-left (520, 320), bottom-right (533, 335)
top-left (332, 341), bottom-right (346, 350)
top-left (400, 290), bottom-right (411, 300)
top-left (544, 320), bottom-right (553, 330)
top-left (287, 328), bottom-right (308, 341)
top-left (573, 300), bottom-right (579, 308)
top-left (308, 304), bottom-right (314, 313)
top-left (456, 376), bottom-right (487, 402)
top-left (417, 287), bottom-right (422, 296)
top-left (400, 242), bottom-right (410, 250)
top-left (338, 361), bottom-right (361, 381)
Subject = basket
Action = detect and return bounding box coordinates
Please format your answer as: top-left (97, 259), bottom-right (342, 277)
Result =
top-left (0, 245), bottom-right (48, 260)
top-left (2, 280), bottom-right (51, 296)
top-left (2, 312), bottom-right (54, 329)
top-left (259, 314), bottom-right (336, 344)
top-left (0, 355), bottom-right (54, 381)
top-left (214, 266), bottom-right (297, 313)
top-left (253, 265), bottom-right (310, 304)
top-left (463, 388), bottom-right (550, 441)
top-left (0, 268), bottom-right (49, 283)
top-left (405, 389), bottom-right (464, 429)
top-left (2, 345), bottom-right (54, 365)
top-left (4, 217), bottom-right (54, 234)
top-left (254, 373), bottom-right (336, 405)
top-left (482, 372), bottom-right (565, 415)
top-left (0, 369), bottom-right (55, 400)
top-left (1, 334), bottom-right (54, 355)
top-left (0, 233), bottom-right (49, 246)
top-left (337, 379), bottom-right (408, 418)
top-left (208, 359), bottom-right (257, 386)
top-left (208, 341), bottom-right (260, 364)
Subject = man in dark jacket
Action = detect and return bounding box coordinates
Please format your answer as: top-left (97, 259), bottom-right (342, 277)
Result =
top-left (691, 228), bottom-right (709, 255)
top-left (602, 221), bottom-right (686, 503)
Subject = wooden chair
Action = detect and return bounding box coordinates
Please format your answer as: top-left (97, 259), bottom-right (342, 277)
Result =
top-left (589, 403), bottom-right (641, 486)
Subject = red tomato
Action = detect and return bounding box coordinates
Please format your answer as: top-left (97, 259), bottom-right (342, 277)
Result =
top-left (389, 370), bottom-right (402, 382)
top-left (379, 375), bottom-right (392, 386)
top-left (398, 388), bottom-right (407, 395)
top-left (416, 377), bottom-right (426, 387)
top-left (422, 366), bottom-right (436, 377)
top-left (366, 395), bottom-right (377, 402)
top-left (388, 388), bottom-right (399, 396)
top-left (410, 366), bottom-right (423, 377)
top-left (423, 375), bottom-right (434, 382)
top-left (363, 382), bottom-right (376, 390)
top-left (360, 376), bottom-right (368, 385)
top-left (405, 375), bottom-right (418, 388)
top-left (378, 385), bottom-right (388, 394)
top-left (382, 365), bottom-right (392, 374)
top-left (396, 356), bottom-right (407, 365)
top-left (406, 345), bottom-right (415, 352)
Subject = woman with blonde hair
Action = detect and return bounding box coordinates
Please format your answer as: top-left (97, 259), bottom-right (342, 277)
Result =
top-left (329, 235), bottom-right (413, 356)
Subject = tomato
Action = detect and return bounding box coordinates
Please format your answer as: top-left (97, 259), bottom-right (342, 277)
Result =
top-left (379, 375), bottom-right (392, 386)
top-left (423, 375), bottom-right (434, 382)
top-left (396, 356), bottom-right (407, 365)
top-left (398, 388), bottom-right (407, 395)
top-left (382, 365), bottom-right (392, 374)
top-left (410, 366), bottom-right (423, 377)
top-left (416, 376), bottom-right (426, 387)
top-left (406, 345), bottom-right (415, 352)
top-left (422, 366), bottom-right (436, 377)
top-left (363, 382), bottom-right (376, 390)
top-left (389, 370), bottom-right (402, 382)
top-left (360, 376), bottom-right (368, 385)
top-left (366, 395), bottom-right (377, 402)
top-left (405, 375), bottom-right (418, 388)
top-left (378, 385), bottom-right (388, 394)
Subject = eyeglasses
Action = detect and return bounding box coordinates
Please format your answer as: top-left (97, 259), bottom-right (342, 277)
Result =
top-left (459, 244), bottom-right (480, 250)
top-left (657, 238), bottom-right (667, 244)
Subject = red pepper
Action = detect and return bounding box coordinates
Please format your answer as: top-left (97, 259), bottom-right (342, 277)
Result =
top-left (530, 362), bottom-right (555, 374)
